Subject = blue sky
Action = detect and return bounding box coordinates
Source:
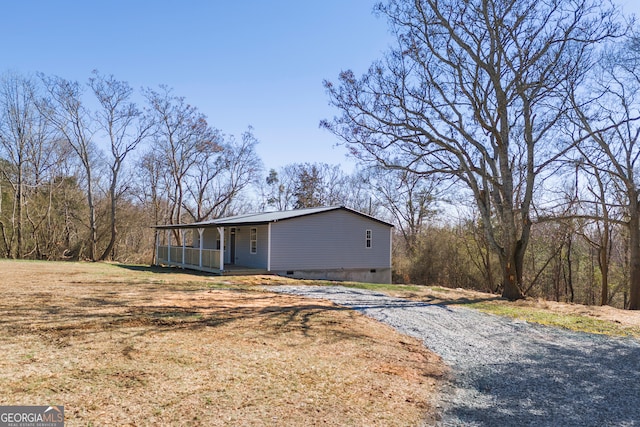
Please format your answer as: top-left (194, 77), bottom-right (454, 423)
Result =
top-left (2, 1), bottom-right (639, 173)
top-left (0, 1), bottom-right (392, 171)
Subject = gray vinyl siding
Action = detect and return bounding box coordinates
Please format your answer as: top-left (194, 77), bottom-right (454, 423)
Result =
top-left (270, 210), bottom-right (391, 271)
top-left (201, 228), bottom-right (219, 249)
top-left (199, 226), bottom-right (268, 268)
top-left (232, 224), bottom-right (269, 269)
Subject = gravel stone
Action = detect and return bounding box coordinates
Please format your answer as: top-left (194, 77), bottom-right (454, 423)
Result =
top-left (269, 285), bottom-right (640, 426)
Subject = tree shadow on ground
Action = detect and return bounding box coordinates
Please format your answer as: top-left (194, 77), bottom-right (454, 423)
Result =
top-left (422, 295), bottom-right (505, 306)
top-left (0, 281), bottom-right (374, 346)
top-left (113, 263), bottom-right (214, 277)
top-left (444, 334), bottom-right (640, 426)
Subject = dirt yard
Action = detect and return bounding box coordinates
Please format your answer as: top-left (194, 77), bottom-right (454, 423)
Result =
top-left (0, 260), bottom-right (446, 426)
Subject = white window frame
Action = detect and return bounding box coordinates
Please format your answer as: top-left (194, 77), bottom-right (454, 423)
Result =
top-left (366, 229), bottom-right (372, 248)
top-left (250, 227), bottom-right (258, 254)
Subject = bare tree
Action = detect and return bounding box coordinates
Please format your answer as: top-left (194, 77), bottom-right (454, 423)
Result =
top-left (322, 0), bottom-right (619, 300)
top-left (0, 157), bottom-right (16, 257)
top-left (568, 34), bottom-right (640, 309)
top-left (573, 158), bottom-right (619, 306)
top-left (371, 166), bottom-right (440, 255)
top-left (0, 73), bottom-right (55, 258)
top-left (39, 74), bottom-right (100, 260)
top-left (137, 149), bottom-right (167, 264)
top-left (342, 168), bottom-right (384, 217)
top-left (0, 73), bottom-right (33, 258)
top-left (184, 128), bottom-right (262, 221)
top-left (460, 215), bottom-right (498, 293)
top-left (89, 71), bottom-right (151, 260)
top-left (143, 86), bottom-right (221, 242)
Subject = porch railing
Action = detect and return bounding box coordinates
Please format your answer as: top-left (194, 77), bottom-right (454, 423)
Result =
top-left (157, 246), bottom-right (221, 270)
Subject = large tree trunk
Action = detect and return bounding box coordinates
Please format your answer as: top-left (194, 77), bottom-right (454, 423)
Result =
top-left (99, 193), bottom-right (117, 261)
top-left (502, 246), bottom-right (525, 301)
top-left (499, 189), bottom-right (527, 301)
top-left (99, 175), bottom-right (118, 261)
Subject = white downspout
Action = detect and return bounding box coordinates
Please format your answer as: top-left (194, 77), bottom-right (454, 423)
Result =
top-left (389, 227), bottom-right (393, 284)
top-left (389, 227), bottom-right (393, 268)
top-left (267, 222), bottom-right (272, 272)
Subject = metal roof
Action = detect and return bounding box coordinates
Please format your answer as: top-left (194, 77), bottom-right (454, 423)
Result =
top-left (153, 206), bottom-right (393, 229)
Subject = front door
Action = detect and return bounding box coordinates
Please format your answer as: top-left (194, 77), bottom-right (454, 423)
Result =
top-left (230, 228), bottom-right (236, 265)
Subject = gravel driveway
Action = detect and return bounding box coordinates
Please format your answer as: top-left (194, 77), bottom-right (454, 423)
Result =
top-left (269, 285), bottom-right (640, 426)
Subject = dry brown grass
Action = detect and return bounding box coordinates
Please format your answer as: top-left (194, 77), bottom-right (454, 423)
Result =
top-left (0, 260), bottom-right (446, 426)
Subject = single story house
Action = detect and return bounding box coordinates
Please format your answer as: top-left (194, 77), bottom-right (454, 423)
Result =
top-left (154, 206), bottom-right (393, 284)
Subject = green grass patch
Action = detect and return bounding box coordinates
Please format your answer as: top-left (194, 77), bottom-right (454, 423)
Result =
top-left (468, 302), bottom-right (640, 338)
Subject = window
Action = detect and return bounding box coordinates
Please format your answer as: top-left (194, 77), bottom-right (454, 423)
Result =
top-left (250, 228), bottom-right (257, 254)
top-left (366, 229), bottom-right (372, 248)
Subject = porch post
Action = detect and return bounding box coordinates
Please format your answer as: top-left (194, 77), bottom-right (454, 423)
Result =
top-left (167, 229), bottom-right (171, 264)
top-left (181, 229), bottom-right (186, 267)
top-left (154, 229), bottom-right (159, 266)
top-left (198, 228), bottom-right (204, 269)
top-left (217, 227), bottom-right (225, 272)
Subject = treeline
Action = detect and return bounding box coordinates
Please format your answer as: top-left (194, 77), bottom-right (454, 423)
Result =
top-left (393, 219), bottom-right (633, 309)
top-left (0, 71), bottom-right (264, 263)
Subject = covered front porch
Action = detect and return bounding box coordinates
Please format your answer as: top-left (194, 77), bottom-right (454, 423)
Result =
top-left (154, 225), bottom-right (226, 273)
top-left (154, 225), bottom-right (269, 275)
